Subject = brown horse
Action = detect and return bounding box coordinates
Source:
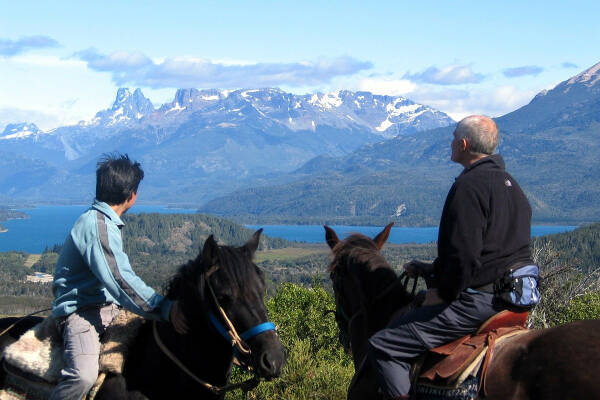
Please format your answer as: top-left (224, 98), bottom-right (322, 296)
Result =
top-left (325, 224), bottom-right (600, 400)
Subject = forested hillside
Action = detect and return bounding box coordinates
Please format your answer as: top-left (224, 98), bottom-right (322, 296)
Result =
top-left (533, 222), bottom-right (600, 273)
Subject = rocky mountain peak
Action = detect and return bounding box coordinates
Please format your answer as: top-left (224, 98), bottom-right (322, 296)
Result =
top-left (566, 61), bottom-right (600, 87)
top-left (0, 122), bottom-right (41, 139)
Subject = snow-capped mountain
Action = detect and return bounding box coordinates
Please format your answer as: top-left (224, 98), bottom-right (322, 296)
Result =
top-left (74, 87), bottom-right (453, 138)
top-left (85, 88), bottom-right (155, 127)
top-left (0, 122), bottom-right (42, 140)
top-left (198, 62), bottom-right (600, 224)
top-left (500, 61), bottom-right (600, 132)
top-left (0, 87), bottom-right (453, 203)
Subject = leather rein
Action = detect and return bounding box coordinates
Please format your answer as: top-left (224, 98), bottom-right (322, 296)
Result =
top-left (153, 264), bottom-right (277, 396)
top-left (333, 271), bottom-right (418, 352)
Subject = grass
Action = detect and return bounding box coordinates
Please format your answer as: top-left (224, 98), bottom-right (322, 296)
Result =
top-left (23, 254), bottom-right (41, 268)
top-left (254, 247), bottom-right (329, 263)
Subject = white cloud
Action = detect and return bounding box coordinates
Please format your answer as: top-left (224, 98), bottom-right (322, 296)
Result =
top-left (404, 64), bottom-right (485, 85)
top-left (0, 107), bottom-right (63, 131)
top-left (409, 85), bottom-right (538, 119)
top-left (0, 35), bottom-right (60, 57)
top-left (72, 48), bottom-right (373, 89)
top-left (8, 54), bottom-right (86, 68)
top-left (355, 77), bottom-right (417, 96)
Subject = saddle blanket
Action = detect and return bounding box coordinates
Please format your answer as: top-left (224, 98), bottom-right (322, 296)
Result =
top-left (1, 309), bottom-right (143, 400)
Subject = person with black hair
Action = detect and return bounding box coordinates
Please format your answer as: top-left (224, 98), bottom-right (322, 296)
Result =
top-left (50, 154), bottom-right (188, 400)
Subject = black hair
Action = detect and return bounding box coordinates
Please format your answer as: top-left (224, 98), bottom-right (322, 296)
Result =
top-left (95, 153), bottom-right (144, 205)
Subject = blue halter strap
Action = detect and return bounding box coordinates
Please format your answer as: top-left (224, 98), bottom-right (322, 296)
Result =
top-left (209, 312), bottom-right (276, 345)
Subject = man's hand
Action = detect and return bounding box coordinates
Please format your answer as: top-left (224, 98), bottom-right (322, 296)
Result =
top-left (170, 300), bottom-right (189, 335)
top-left (403, 260), bottom-right (434, 278)
top-left (422, 288), bottom-right (445, 306)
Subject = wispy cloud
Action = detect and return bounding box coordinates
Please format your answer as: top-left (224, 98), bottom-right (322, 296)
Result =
top-left (502, 65), bottom-right (544, 78)
top-left (403, 64), bottom-right (485, 85)
top-left (561, 62), bottom-right (578, 69)
top-left (0, 107), bottom-right (61, 131)
top-left (0, 36), bottom-right (60, 57)
top-left (73, 48), bottom-right (373, 89)
top-left (409, 85), bottom-right (537, 120)
top-left (356, 77), bottom-right (416, 96)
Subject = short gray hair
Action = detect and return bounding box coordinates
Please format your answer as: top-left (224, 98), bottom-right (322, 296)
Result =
top-left (455, 115), bottom-right (498, 155)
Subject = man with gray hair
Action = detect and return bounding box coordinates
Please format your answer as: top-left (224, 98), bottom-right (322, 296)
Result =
top-left (367, 115), bottom-right (534, 399)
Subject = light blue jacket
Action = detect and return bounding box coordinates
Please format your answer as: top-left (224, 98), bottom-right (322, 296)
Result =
top-left (52, 200), bottom-right (172, 321)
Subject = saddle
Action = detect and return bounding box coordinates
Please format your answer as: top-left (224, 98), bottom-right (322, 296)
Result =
top-left (0, 309), bottom-right (143, 400)
top-left (412, 310), bottom-right (529, 394)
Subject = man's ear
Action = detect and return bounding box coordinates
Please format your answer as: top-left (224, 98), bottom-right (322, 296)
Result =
top-left (460, 138), bottom-right (469, 152)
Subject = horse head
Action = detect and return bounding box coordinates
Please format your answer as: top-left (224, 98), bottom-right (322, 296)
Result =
top-left (324, 224), bottom-right (412, 362)
top-left (168, 229), bottom-right (285, 381)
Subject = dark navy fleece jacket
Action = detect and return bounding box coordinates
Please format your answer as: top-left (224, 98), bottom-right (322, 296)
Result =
top-left (433, 154), bottom-right (533, 303)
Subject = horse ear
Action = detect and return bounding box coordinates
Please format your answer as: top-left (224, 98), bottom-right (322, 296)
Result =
top-left (373, 223), bottom-right (394, 250)
top-left (244, 228), bottom-right (263, 257)
top-left (324, 225), bottom-right (340, 249)
top-left (202, 235), bottom-right (219, 267)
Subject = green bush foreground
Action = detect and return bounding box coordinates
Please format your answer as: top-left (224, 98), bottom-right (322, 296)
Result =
top-left (227, 283), bottom-right (354, 400)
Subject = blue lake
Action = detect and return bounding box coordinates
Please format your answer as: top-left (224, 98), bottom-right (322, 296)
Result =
top-left (0, 205), bottom-right (197, 253)
top-left (0, 205), bottom-right (578, 252)
top-left (245, 224), bottom-right (578, 244)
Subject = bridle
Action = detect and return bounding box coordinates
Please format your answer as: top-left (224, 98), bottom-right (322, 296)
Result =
top-left (332, 268), bottom-right (418, 352)
top-left (153, 264), bottom-right (277, 396)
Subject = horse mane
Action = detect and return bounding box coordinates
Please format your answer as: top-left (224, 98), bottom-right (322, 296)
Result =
top-left (165, 242), bottom-right (264, 304)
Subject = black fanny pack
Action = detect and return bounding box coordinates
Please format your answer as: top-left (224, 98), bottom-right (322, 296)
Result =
top-left (493, 264), bottom-right (540, 308)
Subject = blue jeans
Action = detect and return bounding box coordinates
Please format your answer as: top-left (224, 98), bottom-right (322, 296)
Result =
top-left (368, 290), bottom-right (499, 398)
top-left (49, 303), bottom-right (119, 400)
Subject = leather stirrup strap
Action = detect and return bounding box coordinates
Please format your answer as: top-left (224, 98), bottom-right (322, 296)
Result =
top-left (480, 332), bottom-right (497, 396)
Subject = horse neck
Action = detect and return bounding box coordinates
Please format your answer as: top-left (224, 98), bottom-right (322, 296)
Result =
top-left (157, 318), bottom-right (234, 388)
top-left (348, 272), bottom-right (413, 367)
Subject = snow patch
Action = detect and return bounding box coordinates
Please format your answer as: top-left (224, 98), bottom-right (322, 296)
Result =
top-left (308, 92), bottom-right (342, 109)
top-left (165, 103), bottom-right (186, 115)
top-left (386, 102), bottom-right (421, 116)
top-left (375, 118), bottom-right (394, 132)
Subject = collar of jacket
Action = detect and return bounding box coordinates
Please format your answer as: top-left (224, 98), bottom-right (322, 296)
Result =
top-left (458, 153), bottom-right (505, 178)
top-left (92, 199), bottom-right (125, 227)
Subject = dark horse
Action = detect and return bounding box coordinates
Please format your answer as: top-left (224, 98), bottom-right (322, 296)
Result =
top-left (0, 229), bottom-right (285, 399)
top-left (324, 224), bottom-right (600, 400)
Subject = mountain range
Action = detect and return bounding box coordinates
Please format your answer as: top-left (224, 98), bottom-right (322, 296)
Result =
top-left (198, 62), bottom-right (600, 225)
top-left (3, 62), bottom-right (600, 226)
top-left (0, 88), bottom-right (453, 203)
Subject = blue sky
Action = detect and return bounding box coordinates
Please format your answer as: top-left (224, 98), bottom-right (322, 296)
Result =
top-left (1, 0), bottom-right (599, 130)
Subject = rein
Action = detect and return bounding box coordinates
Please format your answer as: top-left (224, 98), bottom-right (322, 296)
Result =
top-left (333, 270), bottom-right (418, 351)
top-left (152, 321), bottom-right (259, 396)
top-left (153, 264), bottom-right (276, 396)
top-left (0, 307), bottom-right (52, 338)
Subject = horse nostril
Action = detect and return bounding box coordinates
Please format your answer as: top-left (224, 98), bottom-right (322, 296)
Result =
top-left (260, 352), bottom-right (277, 375)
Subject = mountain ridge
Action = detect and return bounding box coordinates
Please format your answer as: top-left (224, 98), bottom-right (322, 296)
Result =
top-left (198, 61), bottom-right (600, 225)
top-left (0, 87), bottom-right (454, 204)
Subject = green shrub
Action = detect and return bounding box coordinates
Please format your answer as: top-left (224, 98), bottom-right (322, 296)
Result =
top-left (227, 282), bottom-right (353, 400)
top-left (558, 291), bottom-right (600, 324)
